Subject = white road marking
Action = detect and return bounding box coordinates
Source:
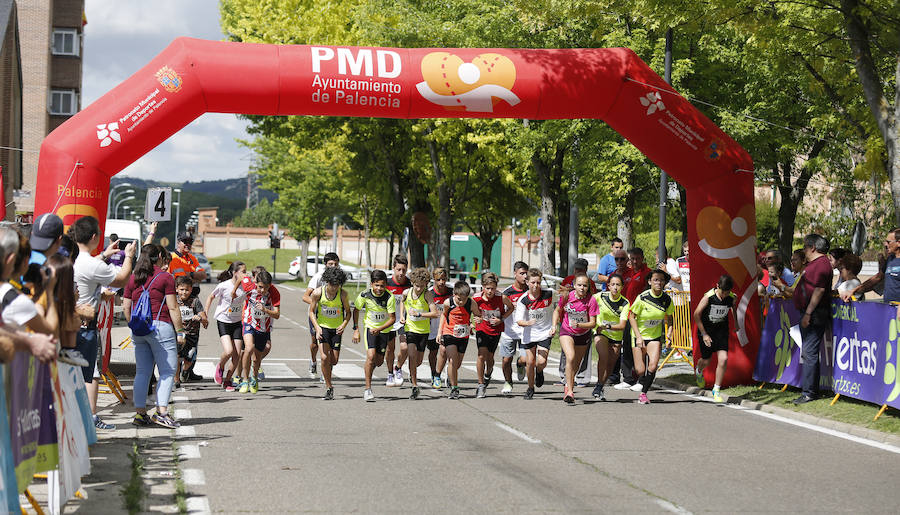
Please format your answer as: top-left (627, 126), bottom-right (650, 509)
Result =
top-left (191, 361), bottom-right (217, 379)
top-left (494, 422), bottom-right (541, 443)
top-left (278, 284), bottom-right (296, 291)
top-left (280, 315), bottom-right (303, 327)
top-left (186, 496), bottom-right (211, 515)
top-left (172, 396), bottom-right (189, 402)
top-left (258, 362), bottom-right (300, 379)
top-left (331, 363), bottom-right (366, 379)
top-left (658, 389), bottom-right (900, 454)
top-left (176, 426), bottom-right (196, 438)
top-left (178, 445), bottom-right (201, 459)
top-left (182, 468), bottom-right (206, 486)
top-left (175, 409), bottom-right (192, 420)
top-left (656, 499), bottom-right (693, 514)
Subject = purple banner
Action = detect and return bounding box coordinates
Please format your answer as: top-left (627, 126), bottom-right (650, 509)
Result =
top-left (9, 352), bottom-right (58, 492)
top-left (754, 298), bottom-right (833, 391)
top-left (831, 299), bottom-right (900, 410)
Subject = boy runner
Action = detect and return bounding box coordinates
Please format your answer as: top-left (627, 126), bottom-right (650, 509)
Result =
top-left (499, 261), bottom-right (529, 395)
top-left (473, 272), bottom-right (513, 398)
top-left (175, 275), bottom-right (208, 388)
top-left (352, 270), bottom-right (396, 402)
top-left (515, 268), bottom-right (555, 399)
top-left (437, 281), bottom-right (482, 399)
top-left (309, 266), bottom-right (351, 400)
top-left (384, 255), bottom-right (411, 387)
top-left (693, 274), bottom-right (737, 403)
top-left (237, 270), bottom-right (280, 394)
top-left (398, 267), bottom-right (438, 399)
top-left (427, 268), bottom-right (452, 388)
top-left (628, 269), bottom-right (674, 404)
top-left (302, 252), bottom-right (340, 379)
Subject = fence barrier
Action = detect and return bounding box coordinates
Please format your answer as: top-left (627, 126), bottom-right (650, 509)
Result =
top-left (661, 290), bottom-right (694, 370)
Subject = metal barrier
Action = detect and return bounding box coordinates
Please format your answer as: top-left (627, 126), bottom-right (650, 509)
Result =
top-left (660, 290), bottom-right (693, 370)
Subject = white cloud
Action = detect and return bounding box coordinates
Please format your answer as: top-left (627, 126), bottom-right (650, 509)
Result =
top-left (83, 0), bottom-right (250, 181)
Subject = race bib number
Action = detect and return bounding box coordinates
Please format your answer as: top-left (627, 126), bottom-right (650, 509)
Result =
top-left (322, 306), bottom-right (340, 318)
top-left (180, 306), bottom-right (193, 320)
top-left (253, 306), bottom-right (266, 320)
top-left (569, 311), bottom-right (588, 324)
top-left (370, 311), bottom-right (388, 323)
top-left (453, 324), bottom-right (470, 338)
top-left (645, 318), bottom-right (662, 328)
top-left (709, 305), bottom-right (729, 323)
top-left (227, 302), bottom-right (240, 314)
top-left (482, 309), bottom-right (500, 321)
top-left (528, 309), bottom-right (546, 322)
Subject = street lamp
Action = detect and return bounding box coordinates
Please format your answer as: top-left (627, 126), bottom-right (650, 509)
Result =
top-left (114, 195), bottom-right (135, 218)
top-left (109, 188), bottom-right (134, 216)
top-left (108, 182), bottom-right (133, 213)
top-left (173, 188), bottom-right (182, 244)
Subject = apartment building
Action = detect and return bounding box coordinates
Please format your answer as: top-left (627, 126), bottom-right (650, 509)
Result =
top-left (17, 0), bottom-right (83, 218)
top-left (0, 0), bottom-right (22, 219)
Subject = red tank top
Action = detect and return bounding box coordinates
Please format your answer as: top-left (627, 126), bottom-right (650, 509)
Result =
top-left (474, 293), bottom-right (504, 335)
top-left (441, 297), bottom-right (472, 338)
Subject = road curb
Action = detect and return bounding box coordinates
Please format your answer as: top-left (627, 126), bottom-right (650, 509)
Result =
top-left (654, 377), bottom-right (900, 448)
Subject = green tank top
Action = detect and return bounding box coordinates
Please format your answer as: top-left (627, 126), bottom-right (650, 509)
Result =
top-left (404, 289), bottom-right (431, 334)
top-left (316, 287), bottom-right (344, 329)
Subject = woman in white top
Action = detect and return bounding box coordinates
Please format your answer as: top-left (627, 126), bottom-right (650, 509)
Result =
top-left (205, 261), bottom-right (247, 391)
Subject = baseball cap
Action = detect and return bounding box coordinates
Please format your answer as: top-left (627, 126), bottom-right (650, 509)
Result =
top-left (30, 213), bottom-right (64, 251)
top-left (177, 232), bottom-right (194, 244)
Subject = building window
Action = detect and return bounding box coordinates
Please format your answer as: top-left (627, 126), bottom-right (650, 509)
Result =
top-left (49, 90), bottom-right (78, 115)
top-left (51, 28), bottom-right (80, 56)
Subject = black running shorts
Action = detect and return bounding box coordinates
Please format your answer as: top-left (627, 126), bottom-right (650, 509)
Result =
top-left (406, 332), bottom-right (429, 353)
top-left (475, 331), bottom-right (500, 353)
top-left (217, 320), bottom-right (243, 341)
top-left (318, 327), bottom-right (342, 350)
top-left (441, 335), bottom-right (469, 355)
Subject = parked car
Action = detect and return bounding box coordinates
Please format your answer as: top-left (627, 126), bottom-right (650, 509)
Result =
top-left (289, 256), bottom-right (361, 280)
top-left (194, 253), bottom-right (213, 283)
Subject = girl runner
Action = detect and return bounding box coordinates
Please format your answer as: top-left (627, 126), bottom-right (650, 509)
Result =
top-left (437, 281), bottom-right (482, 399)
top-left (693, 274), bottom-right (737, 402)
top-left (592, 274), bottom-right (630, 401)
top-left (473, 272), bottom-right (514, 398)
top-left (308, 267), bottom-right (351, 401)
top-left (204, 261), bottom-right (246, 392)
top-left (627, 269), bottom-right (675, 404)
top-left (237, 269), bottom-right (280, 394)
top-left (398, 267), bottom-right (438, 400)
top-left (552, 273), bottom-right (597, 404)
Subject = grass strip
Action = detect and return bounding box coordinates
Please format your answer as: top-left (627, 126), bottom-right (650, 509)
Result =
top-left (120, 441), bottom-right (144, 514)
top-left (666, 373), bottom-right (900, 435)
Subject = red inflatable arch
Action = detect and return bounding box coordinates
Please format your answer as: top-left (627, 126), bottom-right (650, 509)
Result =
top-left (35, 38), bottom-right (760, 385)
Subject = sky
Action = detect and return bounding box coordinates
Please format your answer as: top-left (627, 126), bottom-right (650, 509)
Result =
top-left (82, 0), bottom-right (252, 181)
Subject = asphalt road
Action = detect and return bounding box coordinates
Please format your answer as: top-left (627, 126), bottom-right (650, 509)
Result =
top-left (152, 282), bottom-right (900, 514)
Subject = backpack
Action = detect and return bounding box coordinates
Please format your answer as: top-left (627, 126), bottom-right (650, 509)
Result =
top-left (128, 273), bottom-right (166, 336)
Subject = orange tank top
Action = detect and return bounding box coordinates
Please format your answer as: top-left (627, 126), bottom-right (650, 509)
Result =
top-left (441, 297), bottom-right (472, 338)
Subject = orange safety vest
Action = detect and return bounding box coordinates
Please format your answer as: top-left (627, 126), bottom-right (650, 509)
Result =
top-left (169, 251), bottom-right (198, 278)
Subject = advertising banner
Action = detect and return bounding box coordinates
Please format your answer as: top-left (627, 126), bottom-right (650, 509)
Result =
top-left (98, 296), bottom-right (114, 372)
top-left (47, 362), bottom-right (94, 514)
top-left (0, 365), bottom-right (19, 513)
top-left (9, 352), bottom-right (58, 490)
top-left (831, 300), bottom-right (900, 410)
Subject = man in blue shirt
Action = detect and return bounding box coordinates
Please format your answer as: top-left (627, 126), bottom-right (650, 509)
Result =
top-left (841, 228), bottom-right (900, 303)
top-left (594, 237), bottom-right (623, 291)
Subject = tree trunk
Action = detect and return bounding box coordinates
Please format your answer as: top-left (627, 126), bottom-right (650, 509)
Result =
top-left (557, 193), bottom-right (570, 277)
top-left (362, 194), bottom-right (372, 269)
top-left (617, 186), bottom-right (635, 250)
top-left (427, 137), bottom-right (452, 271)
top-left (299, 239), bottom-right (310, 282)
top-left (476, 231), bottom-right (498, 272)
top-left (841, 0), bottom-right (900, 223)
top-left (315, 219), bottom-right (321, 275)
top-left (774, 139), bottom-right (826, 258)
top-left (388, 232), bottom-right (395, 268)
top-left (533, 151), bottom-right (563, 275)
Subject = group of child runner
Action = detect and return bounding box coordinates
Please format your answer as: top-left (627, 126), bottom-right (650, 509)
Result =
top-left (189, 250), bottom-right (738, 405)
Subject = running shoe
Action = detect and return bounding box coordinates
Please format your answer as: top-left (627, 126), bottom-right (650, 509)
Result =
top-left (385, 371), bottom-right (395, 387)
top-left (364, 389), bottom-right (375, 402)
top-left (214, 364), bottom-right (223, 385)
top-left (524, 387), bottom-right (534, 400)
top-left (536, 371), bottom-right (545, 388)
top-left (393, 369), bottom-right (404, 387)
top-left (475, 384), bottom-right (486, 399)
top-left (564, 389), bottom-right (575, 405)
top-left (58, 348), bottom-right (89, 367)
top-left (187, 371), bottom-right (203, 382)
top-left (132, 413), bottom-right (151, 426)
top-left (638, 393), bottom-right (650, 404)
top-left (516, 363), bottom-right (525, 382)
top-left (152, 413), bottom-right (181, 429)
top-left (309, 360), bottom-right (317, 378)
top-left (232, 376), bottom-right (241, 387)
top-left (592, 384), bottom-right (603, 399)
top-left (576, 381), bottom-right (589, 387)
top-left (501, 382), bottom-right (513, 395)
top-left (613, 381), bottom-right (631, 390)
top-left (484, 375), bottom-right (492, 388)
top-left (224, 384), bottom-right (236, 393)
top-left (695, 368), bottom-right (706, 388)
top-left (239, 381), bottom-right (249, 394)
top-left (258, 369), bottom-right (266, 380)
top-left (712, 390), bottom-right (724, 403)
top-left (249, 377), bottom-right (259, 394)
top-left (629, 382), bottom-right (644, 392)
top-left (432, 376), bottom-right (442, 389)
top-left (324, 387), bottom-right (334, 401)
top-left (93, 415), bottom-right (115, 431)
top-left (410, 386), bottom-right (420, 400)
top-left (555, 379), bottom-right (565, 386)
top-left (449, 387), bottom-right (460, 400)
